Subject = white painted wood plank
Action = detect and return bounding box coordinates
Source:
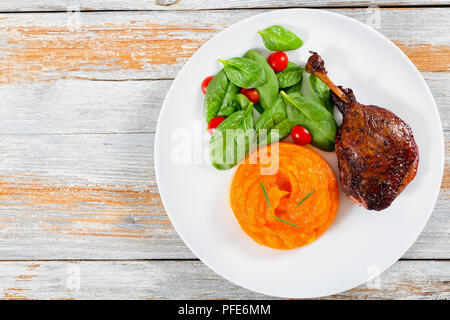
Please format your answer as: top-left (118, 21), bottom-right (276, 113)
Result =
top-left (0, 9), bottom-right (448, 83)
top-left (0, 1), bottom-right (447, 12)
top-left (0, 80), bottom-right (170, 134)
top-left (0, 132), bottom-right (447, 260)
top-left (0, 75), bottom-right (447, 134)
top-left (0, 260), bottom-right (447, 299)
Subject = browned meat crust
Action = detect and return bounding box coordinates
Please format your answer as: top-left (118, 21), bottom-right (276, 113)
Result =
top-left (331, 88), bottom-right (419, 210)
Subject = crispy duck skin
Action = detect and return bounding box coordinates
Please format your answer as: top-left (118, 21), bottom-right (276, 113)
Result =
top-left (306, 52), bottom-right (419, 211)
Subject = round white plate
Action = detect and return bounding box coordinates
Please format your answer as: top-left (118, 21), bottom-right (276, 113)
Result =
top-left (155, 9), bottom-right (444, 298)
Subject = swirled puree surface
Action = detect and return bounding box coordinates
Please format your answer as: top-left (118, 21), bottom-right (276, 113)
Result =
top-left (230, 143), bottom-right (339, 249)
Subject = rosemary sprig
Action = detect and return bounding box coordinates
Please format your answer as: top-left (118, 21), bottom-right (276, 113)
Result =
top-left (259, 182), bottom-right (298, 228)
top-left (296, 190), bottom-right (315, 206)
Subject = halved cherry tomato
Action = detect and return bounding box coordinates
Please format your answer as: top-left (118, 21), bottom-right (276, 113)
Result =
top-left (240, 88), bottom-right (260, 104)
top-left (208, 116), bottom-right (226, 135)
top-left (267, 51), bottom-right (289, 73)
top-left (201, 76), bottom-right (214, 94)
top-left (291, 125), bottom-right (312, 145)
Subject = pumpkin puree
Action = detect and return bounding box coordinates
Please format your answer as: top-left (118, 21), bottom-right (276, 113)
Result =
top-left (230, 143), bottom-right (339, 249)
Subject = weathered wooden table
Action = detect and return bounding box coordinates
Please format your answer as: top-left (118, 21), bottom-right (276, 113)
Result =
top-left (0, 0), bottom-right (448, 300)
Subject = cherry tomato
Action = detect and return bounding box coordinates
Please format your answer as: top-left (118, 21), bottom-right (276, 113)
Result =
top-left (208, 116), bottom-right (226, 135)
top-left (267, 51), bottom-right (289, 72)
top-left (240, 88), bottom-right (260, 104)
top-left (291, 125), bottom-right (312, 146)
top-left (201, 76), bottom-right (214, 94)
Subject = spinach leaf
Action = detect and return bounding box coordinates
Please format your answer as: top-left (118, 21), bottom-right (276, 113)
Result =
top-left (244, 49), bottom-right (279, 111)
top-left (281, 91), bottom-right (337, 152)
top-left (309, 74), bottom-right (333, 114)
top-left (216, 81), bottom-right (240, 117)
top-left (276, 62), bottom-right (304, 88)
top-left (235, 93), bottom-right (251, 111)
top-left (203, 69), bottom-right (229, 123)
top-left (219, 57), bottom-right (266, 89)
top-left (209, 103), bottom-right (255, 170)
top-left (258, 25), bottom-right (303, 51)
top-left (258, 119), bottom-right (292, 146)
top-left (284, 80), bottom-right (302, 94)
top-left (255, 95), bottom-right (286, 133)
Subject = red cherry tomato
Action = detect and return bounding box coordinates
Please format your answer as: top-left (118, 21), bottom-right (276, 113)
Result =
top-left (291, 125), bottom-right (312, 146)
top-left (240, 88), bottom-right (260, 104)
top-left (208, 116), bottom-right (226, 135)
top-left (201, 76), bottom-right (214, 94)
top-left (267, 51), bottom-right (289, 72)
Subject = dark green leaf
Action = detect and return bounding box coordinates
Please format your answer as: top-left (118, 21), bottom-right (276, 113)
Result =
top-left (235, 93), bottom-right (251, 111)
top-left (209, 103), bottom-right (255, 170)
top-left (284, 81), bottom-right (302, 94)
top-left (203, 69), bottom-right (230, 123)
top-left (309, 74), bottom-right (333, 114)
top-left (258, 119), bottom-right (292, 146)
top-left (281, 91), bottom-right (337, 152)
top-left (258, 25), bottom-right (303, 51)
top-left (255, 95), bottom-right (286, 133)
top-left (244, 49), bottom-right (279, 111)
top-left (276, 62), bottom-right (304, 88)
top-left (216, 81), bottom-right (240, 117)
top-left (219, 57), bottom-right (266, 89)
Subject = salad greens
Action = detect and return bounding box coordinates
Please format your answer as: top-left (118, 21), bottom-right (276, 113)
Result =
top-left (281, 91), bottom-right (337, 152)
top-left (258, 118), bottom-right (292, 146)
top-left (309, 74), bottom-right (334, 114)
top-left (203, 26), bottom-right (337, 170)
top-left (276, 62), bottom-right (304, 88)
top-left (203, 69), bottom-right (233, 123)
top-left (216, 80), bottom-right (240, 117)
top-left (255, 95), bottom-right (287, 134)
top-left (219, 57), bottom-right (267, 89)
top-left (209, 103), bottom-right (255, 170)
top-left (234, 93), bottom-right (252, 111)
top-left (258, 25), bottom-right (303, 51)
top-left (244, 49), bottom-right (279, 112)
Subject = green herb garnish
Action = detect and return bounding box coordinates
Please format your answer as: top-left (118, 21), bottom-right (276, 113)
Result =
top-left (260, 182), bottom-right (271, 209)
top-left (296, 190), bottom-right (315, 207)
top-left (260, 182), bottom-right (298, 227)
top-left (274, 216), bottom-right (299, 228)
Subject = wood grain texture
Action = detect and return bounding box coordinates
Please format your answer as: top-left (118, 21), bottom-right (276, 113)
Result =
top-left (0, 1), bottom-right (448, 12)
top-left (0, 260), bottom-right (448, 299)
top-left (0, 76), bottom-right (447, 134)
top-left (0, 8), bottom-right (448, 84)
top-left (0, 131), bottom-right (447, 260)
top-left (0, 4), bottom-right (447, 299)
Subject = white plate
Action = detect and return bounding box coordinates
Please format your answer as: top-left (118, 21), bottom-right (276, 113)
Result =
top-left (155, 9), bottom-right (444, 298)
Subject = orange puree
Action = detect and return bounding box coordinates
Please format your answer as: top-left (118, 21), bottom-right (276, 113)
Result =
top-left (230, 143), bottom-right (339, 249)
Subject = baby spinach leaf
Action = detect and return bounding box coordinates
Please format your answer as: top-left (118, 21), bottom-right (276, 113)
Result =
top-left (216, 81), bottom-right (240, 117)
top-left (284, 81), bottom-right (302, 94)
top-left (258, 119), bottom-right (292, 146)
top-left (281, 91), bottom-right (337, 152)
top-left (258, 25), bottom-right (303, 51)
top-left (244, 49), bottom-right (279, 111)
top-left (209, 103), bottom-right (255, 170)
top-left (203, 69), bottom-right (230, 123)
top-left (276, 62), bottom-right (304, 88)
top-left (235, 93), bottom-right (251, 111)
top-left (309, 74), bottom-right (333, 114)
top-left (219, 57), bottom-right (266, 89)
top-left (255, 95), bottom-right (287, 133)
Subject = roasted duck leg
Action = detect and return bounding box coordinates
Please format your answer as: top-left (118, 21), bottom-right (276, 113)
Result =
top-left (306, 52), bottom-right (419, 211)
